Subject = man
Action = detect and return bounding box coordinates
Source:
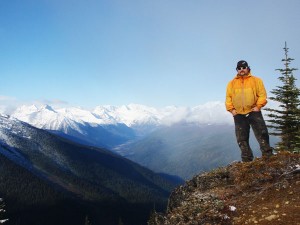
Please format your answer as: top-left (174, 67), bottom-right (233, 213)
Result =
top-left (226, 60), bottom-right (273, 162)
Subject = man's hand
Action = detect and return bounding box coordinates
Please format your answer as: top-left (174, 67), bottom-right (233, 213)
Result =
top-left (231, 109), bottom-right (237, 116)
top-left (251, 106), bottom-right (260, 112)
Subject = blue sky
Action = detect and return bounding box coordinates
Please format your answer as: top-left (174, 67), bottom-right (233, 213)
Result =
top-left (1, 0), bottom-right (300, 109)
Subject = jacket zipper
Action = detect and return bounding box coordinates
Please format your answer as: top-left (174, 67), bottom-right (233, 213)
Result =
top-left (241, 78), bottom-right (245, 112)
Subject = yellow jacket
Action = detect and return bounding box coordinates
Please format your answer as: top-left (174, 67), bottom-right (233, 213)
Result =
top-left (225, 73), bottom-right (267, 115)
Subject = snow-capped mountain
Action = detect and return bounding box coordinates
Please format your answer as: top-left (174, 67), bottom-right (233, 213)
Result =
top-left (0, 114), bottom-right (31, 163)
top-left (9, 101), bottom-right (232, 129)
top-left (0, 113), bottom-right (70, 172)
top-left (9, 104), bottom-right (137, 148)
top-left (11, 103), bottom-right (162, 132)
top-left (93, 104), bottom-right (162, 126)
top-left (3, 101), bottom-right (232, 149)
top-left (12, 104), bottom-right (115, 131)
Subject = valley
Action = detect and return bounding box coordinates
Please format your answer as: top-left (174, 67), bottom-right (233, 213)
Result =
top-left (0, 102), bottom-right (279, 224)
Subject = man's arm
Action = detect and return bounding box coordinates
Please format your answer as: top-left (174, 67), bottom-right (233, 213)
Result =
top-left (225, 82), bottom-right (236, 115)
top-left (255, 77), bottom-right (268, 110)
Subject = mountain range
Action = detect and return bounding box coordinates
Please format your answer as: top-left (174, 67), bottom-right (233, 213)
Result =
top-left (5, 102), bottom-right (232, 128)
top-left (6, 102), bottom-right (232, 149)
top-left (2, 102), bottom-right (278, 179)
top-left (0, 114), bottom-right (181, 225)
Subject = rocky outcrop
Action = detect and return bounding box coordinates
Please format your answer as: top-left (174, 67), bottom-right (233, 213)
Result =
top-left (148, 151), bottom-right (300, 225)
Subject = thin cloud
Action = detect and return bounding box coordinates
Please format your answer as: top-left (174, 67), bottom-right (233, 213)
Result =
top-left (0, 96), bottom-right (70, 114)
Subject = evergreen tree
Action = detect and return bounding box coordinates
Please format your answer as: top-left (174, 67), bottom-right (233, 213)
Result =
top-left (265, 42), bottom-right (300, 152)
top-left (84, 215), bottom-right (92, 225)
top-left (118, 218), bottom-right (124, 225)
top-left (0, 198), bottom-right (8, 224)
top-left (296, 134), bottom-right (300, 152)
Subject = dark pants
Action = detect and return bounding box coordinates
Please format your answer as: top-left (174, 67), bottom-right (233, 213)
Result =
top-left (234, 111), bottom-right (273, 162)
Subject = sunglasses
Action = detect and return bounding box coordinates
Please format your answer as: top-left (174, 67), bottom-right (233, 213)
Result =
top-left (237, 66), bottom-right (248, 71)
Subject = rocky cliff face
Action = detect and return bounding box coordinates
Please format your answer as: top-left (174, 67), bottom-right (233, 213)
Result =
top-left (149, 151), bottom-right (300, 225)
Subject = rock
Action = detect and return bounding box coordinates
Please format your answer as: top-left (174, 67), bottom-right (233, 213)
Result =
top-left (265, 215), bottom-right (278, 221)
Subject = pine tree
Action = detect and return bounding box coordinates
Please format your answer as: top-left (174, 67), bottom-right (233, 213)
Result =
top-left (84, 215), bottom-right (92, 225)
top-left (118, 217), bottom-right (124, 225)
top-left (265, 42), bottom-right (300, 152)
top-left (0, 198), bottom-right (8, 224)
top-left (296, 132), bottom-right (300, 153)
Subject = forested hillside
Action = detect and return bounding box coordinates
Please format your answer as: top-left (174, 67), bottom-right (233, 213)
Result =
top-left (0, 115), bottom-right (182, 225)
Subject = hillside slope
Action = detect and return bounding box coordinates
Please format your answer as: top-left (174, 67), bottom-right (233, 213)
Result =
top-left (149, 151), bottom-right (300, 225)
top-left (0, 114), bottom-right (182, 225)
top-left (0, 153), bottom-right (88, 225)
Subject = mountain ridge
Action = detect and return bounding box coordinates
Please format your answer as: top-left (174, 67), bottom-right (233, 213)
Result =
top-left (0, 102), bottom-right (234, 152)
top-left (0, 114), bottom-right (182, 225)
top-left (2, 103), bottom-right (279, 180)
top-left (7, 101), bottom-right (232, 129)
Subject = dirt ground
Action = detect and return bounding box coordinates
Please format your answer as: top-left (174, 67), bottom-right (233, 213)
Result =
top-left (148, 152), bottom-right (300, 225)
top-left (229, 166), bottom-right (300, 225)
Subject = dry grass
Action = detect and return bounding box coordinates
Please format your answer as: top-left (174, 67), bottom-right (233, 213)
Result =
top-left (149, 151), bottom-right (300, 225)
